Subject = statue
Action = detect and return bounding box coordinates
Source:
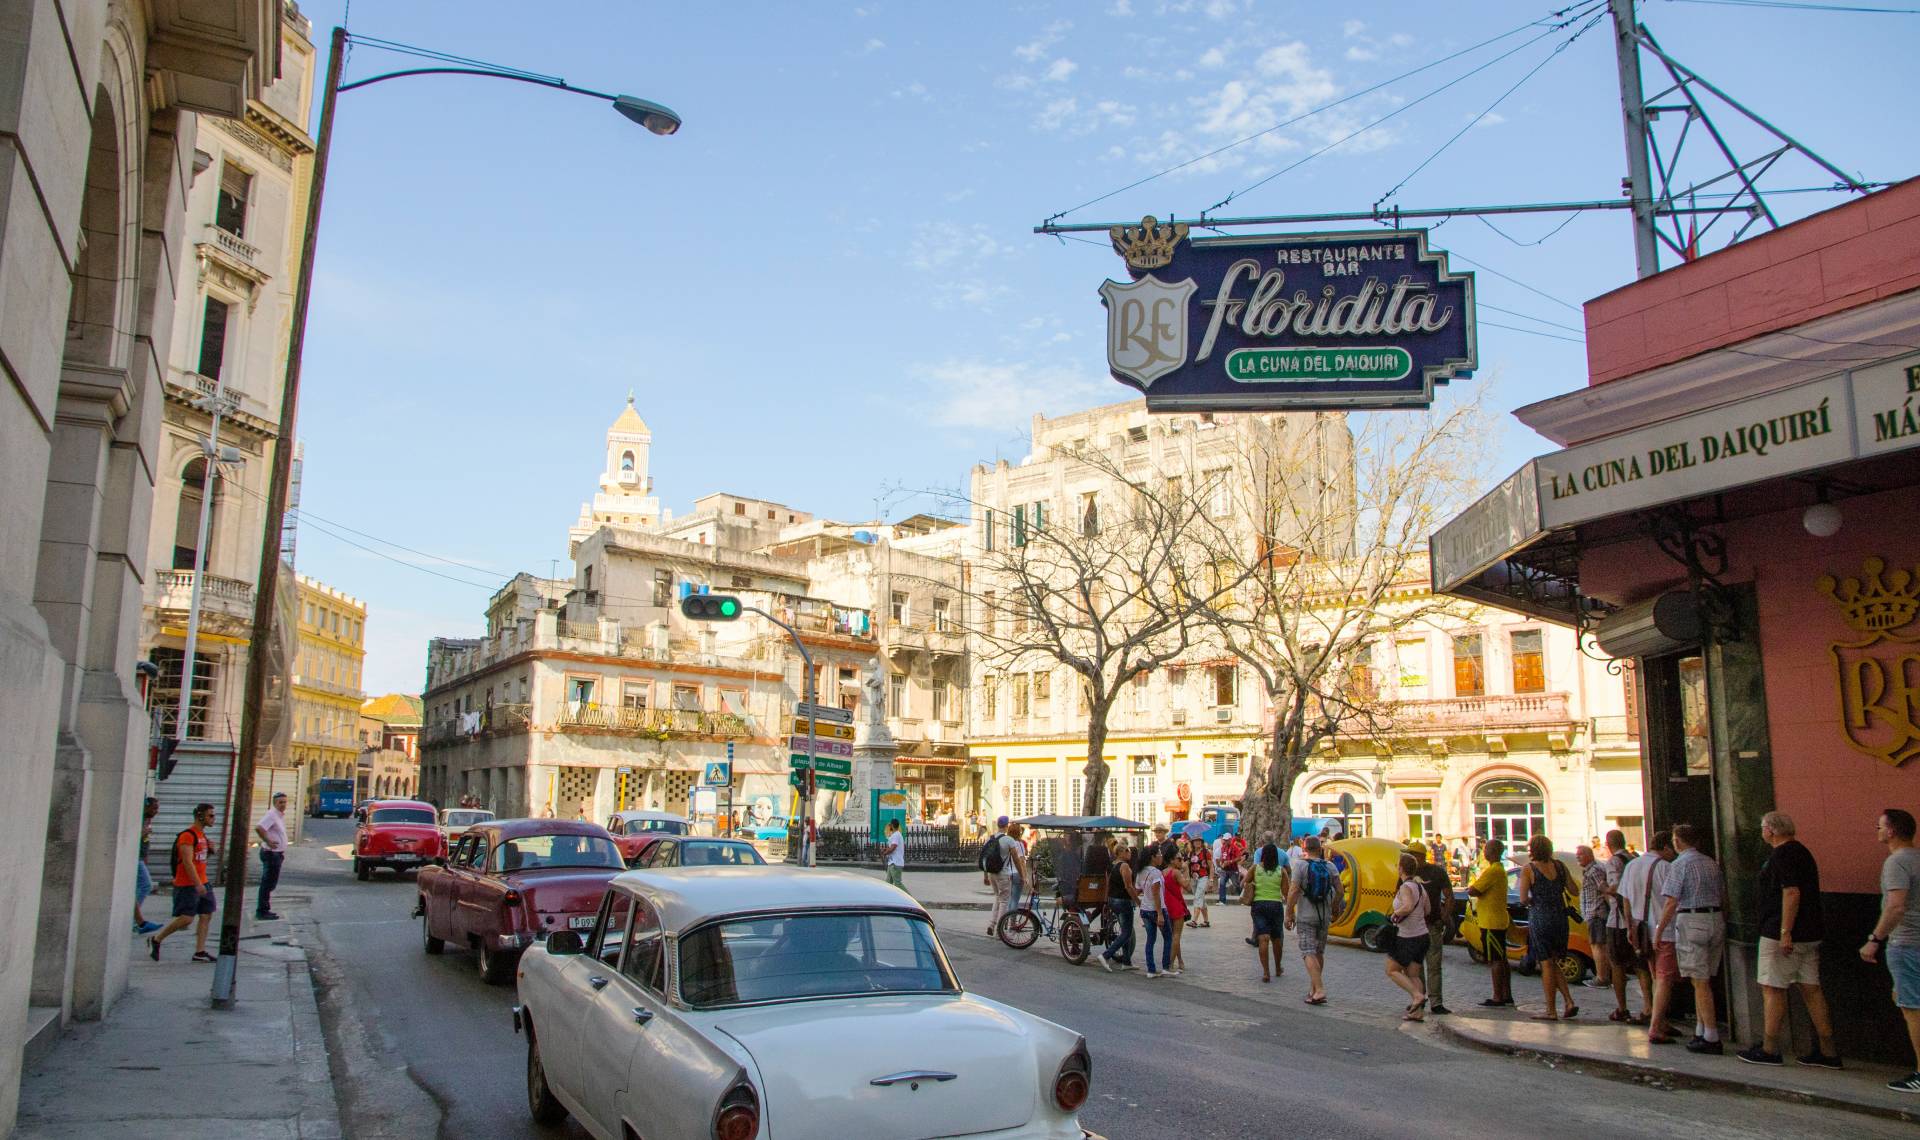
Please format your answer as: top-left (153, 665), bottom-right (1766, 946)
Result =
top-left (861, 657), bottom-right (887, 729)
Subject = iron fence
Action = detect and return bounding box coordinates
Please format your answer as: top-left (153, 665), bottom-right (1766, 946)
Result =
top-left (795, 822), bottom-right (969, 866)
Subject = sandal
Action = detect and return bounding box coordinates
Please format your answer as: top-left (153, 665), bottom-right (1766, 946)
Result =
top-left (1304, 995), bottom-right (1327, 1005)
top-left (1531, 1013), bottom-right (1561, 1022)
top-left (1608, 1009), bottom-right (1630, 1023)
top-left (1404, 1009), bottom-right (1426, 1022)
top-left (1564, 1005), bottom-right (1580, 1018)
top-left (1627, 1013), bottom-right (1650, 1026)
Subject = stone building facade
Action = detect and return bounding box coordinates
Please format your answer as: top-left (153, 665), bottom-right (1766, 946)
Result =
top-left (0, 0), bottom-right (284, 1128)
top-left (290, 574), bottom-right (364, 782)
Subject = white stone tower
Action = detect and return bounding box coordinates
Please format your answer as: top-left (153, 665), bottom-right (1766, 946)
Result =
top-left (572, 392), bottom-right (664, 544)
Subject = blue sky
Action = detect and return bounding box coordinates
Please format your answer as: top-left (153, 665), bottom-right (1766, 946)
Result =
top-left (284, 1), bottom-right (1916, 695)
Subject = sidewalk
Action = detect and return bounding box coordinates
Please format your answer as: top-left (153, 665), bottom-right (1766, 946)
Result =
top-left (1435, 1010), bottom-right (1920, 1124)
top-left (873, 867), bottom-right (1920, 1123)
top-left (15, 921), bottom-right (338, 1138)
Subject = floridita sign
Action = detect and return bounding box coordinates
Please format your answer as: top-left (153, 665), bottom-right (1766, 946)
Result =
top-left (1100, 216), bottom-right (1476, 411)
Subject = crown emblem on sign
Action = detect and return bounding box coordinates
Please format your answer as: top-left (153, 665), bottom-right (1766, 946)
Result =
top-left (1109, 215), bottom-right (1189, 270)
top-left (1818, 556), bottom-right (1920, 634)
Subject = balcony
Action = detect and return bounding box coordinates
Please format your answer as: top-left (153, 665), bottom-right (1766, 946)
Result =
top-left (151, 569), bottom-right (255, 625)
top-left (424, 703), bottom-right (532, 746)
top-left (1590, 713), bottom-right (1640, 743)
top-left (197, 223), bottom-right (269, 291)
top-left (554, 703), bottom-right (756, 741)
top-left (888, 622), bottom-right (966, 657)
top-left (1391, 692), bottom-right (1573, 733)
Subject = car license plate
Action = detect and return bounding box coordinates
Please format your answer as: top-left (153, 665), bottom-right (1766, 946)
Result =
top-left (568, 916), bottom-right (596, 930)
top-left (391, 854), bottom-right (421, 863)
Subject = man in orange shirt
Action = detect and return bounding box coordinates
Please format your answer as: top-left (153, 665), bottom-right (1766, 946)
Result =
top-left (148, 802), bottom-right (217, 962)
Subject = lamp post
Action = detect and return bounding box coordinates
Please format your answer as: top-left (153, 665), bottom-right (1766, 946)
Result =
top-left (213, 26), bottom-right (680, 1009)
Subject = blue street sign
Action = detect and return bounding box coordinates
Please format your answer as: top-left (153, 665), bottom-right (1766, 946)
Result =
top-left (702, 761), bottom-right (731, 787)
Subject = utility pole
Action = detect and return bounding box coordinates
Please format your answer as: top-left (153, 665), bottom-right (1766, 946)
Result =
top-left (173, 371), bottom-right (235, 750)
top-left (1609, 0), bottom-right (1661, 279)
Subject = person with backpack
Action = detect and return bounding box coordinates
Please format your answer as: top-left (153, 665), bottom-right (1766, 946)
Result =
top-left (1287, 834), bottom-right (1339, 1004)
top-left (980, 817), bottom-right (1028, 938)
top-left (149, 802), bottom-right (218, 963)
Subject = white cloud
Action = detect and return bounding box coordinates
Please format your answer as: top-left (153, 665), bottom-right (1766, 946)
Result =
top-left (917, 360), bottom-right (1110, 431)
top-left (907, 222), bottom-right (1009, 272)
top-left (1034, 96), bottom-right (1079, 132)
top-left (1345, 45), bottom-right (1378, 62)
top-left (1014, 20), bottom-right (1071, 62)
top-left (890, 81), bottom-right (931, 101)
top-left (1199, 45), bottom-right (1228, 69)
top-left (1093, 99), bottom-right (1136, 127)
top-left (1044, 57), bottom-right (1079, 83)
top-left (1342, 19), bottom-right (1366, 37)
top-left (1110, 0), bottom-right (1133, 15)
top-left (860, 37), bottom-right (885, 54)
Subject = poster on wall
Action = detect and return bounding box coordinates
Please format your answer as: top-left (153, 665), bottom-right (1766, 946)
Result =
top-left (1101, 217), bottom-right (1476, 412)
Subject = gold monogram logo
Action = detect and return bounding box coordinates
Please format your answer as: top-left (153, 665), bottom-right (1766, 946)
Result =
top-left (1824, 557), bottom-right (1920, 767)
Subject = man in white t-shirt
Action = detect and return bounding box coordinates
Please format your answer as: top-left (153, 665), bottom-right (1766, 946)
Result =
top-left (883, 819), bottom-right (906, 890)
top-left (983, 818), bottom-right (1030, 937)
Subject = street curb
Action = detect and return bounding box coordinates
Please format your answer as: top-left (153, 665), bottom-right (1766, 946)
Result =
top-left (271, 938), bottom-right (346, 1140)
top-left (919, 901), bottom-right (992, 912)
top-left (1431, 1019), bottom-right (1920, 1125)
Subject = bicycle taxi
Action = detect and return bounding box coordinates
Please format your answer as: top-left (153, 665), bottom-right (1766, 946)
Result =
top-left (997, 813), bottom-right (1150, 964)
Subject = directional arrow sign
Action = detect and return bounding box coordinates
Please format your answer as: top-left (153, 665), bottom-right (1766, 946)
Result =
top-left (788, 718), bottom-right (856, 740)
top-left (791, 770), bottom-right (852, 792)
top-left (787, 736), bottom-right (853, 759)
top-left (790, 754), bottom-right (852, 775)
top-left (794, 702), bottom-right (854, 725)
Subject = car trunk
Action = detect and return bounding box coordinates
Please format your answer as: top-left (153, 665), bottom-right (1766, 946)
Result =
top-left (714, 996), bottom-right (1038, 1139)
top-left (368, 825), bottom-right (441, 857)
top-left (519, 869), bottom-right (620, 936)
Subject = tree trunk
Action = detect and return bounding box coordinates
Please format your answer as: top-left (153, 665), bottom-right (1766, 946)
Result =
top-left (1237, 721), bottom-right (1305, 845)
top-left (1080, 707), bottom-right (1112, 816)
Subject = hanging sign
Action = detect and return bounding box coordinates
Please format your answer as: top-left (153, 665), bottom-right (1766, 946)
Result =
top-left (1100, 217), bottom-right (1475, 412)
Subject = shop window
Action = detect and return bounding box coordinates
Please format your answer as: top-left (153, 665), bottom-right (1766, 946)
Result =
top-left (1472, 778), bottom-right (1546, 845)
top-left (1452, 634), bottom-right (1485, 698)
top-left (1009, 775), bottom-right (1058, 820)
top-left (1511, 630), bottom-right (1545, 694)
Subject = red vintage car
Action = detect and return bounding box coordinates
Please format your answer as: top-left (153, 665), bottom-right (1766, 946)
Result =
top-left (604, 809), bottom-right (689, 864)
top-left (354, 800), bottom-right (448, 880)
top-left (415, 819), bottom-right (626, 983)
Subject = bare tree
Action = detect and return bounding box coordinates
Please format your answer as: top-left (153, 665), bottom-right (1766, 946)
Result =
top-left (1190, 399), bottom-right (1491, 842)
top-left (964, 447), bottom-right (1242, 817)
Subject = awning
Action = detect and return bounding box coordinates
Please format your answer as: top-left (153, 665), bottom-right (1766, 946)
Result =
top-left (1432, 351), bottom-right (1920, 614)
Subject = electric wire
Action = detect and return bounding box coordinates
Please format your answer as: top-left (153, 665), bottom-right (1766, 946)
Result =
top-left (1040, 2), bottom-right (1600, 226)
top-left (1478, 303), bottom-right (1586, 335)
top-left (1481, 320), bottom-right (1586, 344)
top-left (1374, 8), bottom-right (1609, 210)
top-left (1207, 3), bottom-right (1607, 215)
top-left (343, 33), bottom-right (563, 83)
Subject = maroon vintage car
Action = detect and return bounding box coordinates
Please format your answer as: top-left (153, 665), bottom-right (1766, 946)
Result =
top-left (353, 800), bottom-right (448, 880)
top-left (415, 819), bottom-right (625, 983)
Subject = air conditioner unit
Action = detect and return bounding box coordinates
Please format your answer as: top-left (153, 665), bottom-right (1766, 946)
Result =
top-left (1215, 708), bottom-right (1232, 723)
top-left (1170, 710), bottom-right (1188, 726)
top-left (1594, 591), bottom-right (1701, 660)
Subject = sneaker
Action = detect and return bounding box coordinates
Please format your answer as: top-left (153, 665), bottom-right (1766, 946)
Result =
top-left (1099, 956), bottom-right (1114, 973)
top-left (1430, 1004), bottom-right (1452, 1016)
top-left (1887, 1072), bottom-right (1920, 1093)
top-left (1685, 1038), bottom-right (1724, 1055)
top-left (255, 911), bottom-right (282, 921)
top-left (136, 920), bottom-right (161, 935)
top-left (1797, 1051), bottom-right (1843, 1070)
top-left (1146, 971), bottom-right (1164, 979)
top-left (1167, 969), bottom-right (1183, 977)
top-left (1736, 1046), bottom-right (1783, 1066)
top-left (191, 951), bottom-right (215, 963)
top-left (147, 936), bottom-right (160, 962)
top-left (1479, 998), bottom-right (1514, 1008)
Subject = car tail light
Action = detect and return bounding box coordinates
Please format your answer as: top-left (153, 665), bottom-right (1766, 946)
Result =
top-left (502, 889), bottom-right (522, 906)
top-left (1053, 1041), bottom-right (1091, 1113)
top-left (712, 1080), bottom-right (758, 1140)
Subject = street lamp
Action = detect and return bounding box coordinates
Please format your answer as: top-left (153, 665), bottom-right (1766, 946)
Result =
top-left (214, 27), bottom-right (680, 1010)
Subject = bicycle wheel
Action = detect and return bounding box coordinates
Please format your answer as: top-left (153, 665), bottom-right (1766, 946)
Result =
top-left (1058, 912), bottom-right (1089, 964)
top-left (998, 908), bottom-right (1041, 949)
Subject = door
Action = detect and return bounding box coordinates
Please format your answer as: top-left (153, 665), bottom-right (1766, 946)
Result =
top-left (547, 890), bottom-right (631, 1108)
top-left (452, 833), bottom-right (494, 944)
top-left (578, 895), bottom-right (667, 1135)
top-left (427, 836), bottom-right (470, 936)
top-left (1643, 651), bottom-right (1717, 844)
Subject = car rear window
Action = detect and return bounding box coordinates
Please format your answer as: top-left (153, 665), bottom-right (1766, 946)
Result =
top-left (681, 843), bottom-right (765, 866)
top-left (632, 819), bottom-right (687, 834)
top-left (444, 811), bottom-right (493, 829)
top-left (679, 912), bottom-right (954, 1008)
top-left (494, 834), bottom-right (624, 872)
top-left (369, 808), bottom-right (435, 825)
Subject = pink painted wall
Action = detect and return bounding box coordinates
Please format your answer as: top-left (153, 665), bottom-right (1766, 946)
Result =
top-left (1580, 486), bottom-right (1920, 893)
top-left (1583, 178), bottom-right (1920, 386)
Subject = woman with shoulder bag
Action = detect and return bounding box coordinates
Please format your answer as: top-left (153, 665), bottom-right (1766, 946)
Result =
top-left (1518, 834), bottom-right (1578, 1020)
top-left (1385, 852), bottom-right (1432, 1021)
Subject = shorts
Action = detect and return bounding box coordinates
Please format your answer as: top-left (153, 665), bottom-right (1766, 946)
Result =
top-left (1250, 900), bottom-right (1286, 940)
top-left (1478, 925), bottom-right (1508, 963)
top-left (1653, 939), bottom-right (1680, 981)
top-left (1674, 912), bottom-right (1726, 980)
top-left (1888, 943), bottom-right (1920, 1010)
top-left (1756, 936), bottom-right (1821, 988)
top-left (1389, 931), bottom-right (1431, 968)
top-left (172, 886), bottom-right (215, 918)
top-left (1608, 925), bottom-right (1642, 972)
top-left (135, 858), bottom-right (152, 900)
top-left (1295, 906), bottom-right (1329, 958)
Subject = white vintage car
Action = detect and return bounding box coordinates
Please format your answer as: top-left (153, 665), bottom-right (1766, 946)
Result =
top-left (512, 865), bottom-right (1101, 1140)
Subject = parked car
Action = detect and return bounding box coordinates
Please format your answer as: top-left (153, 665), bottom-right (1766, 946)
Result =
top-left (416, 820), bottom-right (627, 984)
top-left (631, 836), bottom-right (766, 869)
top-left (440, 807), bottom-right (495, 845)
top-left (353, 800), bottom-right (447, 880)
top-left (604, 810), bottom-right (689, 863)
top-left (1457, 851), bottom-right (1594, 983)
top-left (512, 866), bottom-right (1103, 1139)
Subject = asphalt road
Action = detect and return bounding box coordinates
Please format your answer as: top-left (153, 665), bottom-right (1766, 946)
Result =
top-left (287, 820), bottom-right (1901, 1140)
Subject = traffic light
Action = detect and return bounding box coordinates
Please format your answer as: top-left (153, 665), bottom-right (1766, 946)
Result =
top-left (681, 593), bottom-right (743, 621)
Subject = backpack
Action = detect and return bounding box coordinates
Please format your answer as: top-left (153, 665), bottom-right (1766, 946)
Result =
top-left (978, 834), bottom-right (1006, 874)
top-left (170, 827), bottom-right (200, 879)
top-left (1302, 857), bottom-right (1334, 904)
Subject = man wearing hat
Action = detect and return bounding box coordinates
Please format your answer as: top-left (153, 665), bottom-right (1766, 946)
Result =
top-left (1150, 823), bottom-right (1177, 866)
top-left (1407, 842), bottom-right (1457, 1015)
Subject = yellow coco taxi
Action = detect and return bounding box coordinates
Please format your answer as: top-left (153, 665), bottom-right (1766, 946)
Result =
top-left (1324, 837), bottom-right (1405, 951)
top-left (1457, 852), bottom-right (1594, 984)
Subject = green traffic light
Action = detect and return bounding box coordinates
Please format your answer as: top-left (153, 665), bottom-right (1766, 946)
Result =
top-left (719, 599), bottom-right (738, 618)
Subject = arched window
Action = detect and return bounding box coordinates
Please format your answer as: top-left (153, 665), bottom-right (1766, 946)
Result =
top-left (172, 457), bottom-right (219, 570)
top-left (1307, 780), bottom-right (1372, 838)
top-left (1473, 777), bottom-right (1547, 846)
top-left (620, 450), bottom-right (635, 476)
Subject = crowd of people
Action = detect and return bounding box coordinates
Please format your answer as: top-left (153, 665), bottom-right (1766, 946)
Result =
top-left (974, 807), bottom-right (1920, 1094)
